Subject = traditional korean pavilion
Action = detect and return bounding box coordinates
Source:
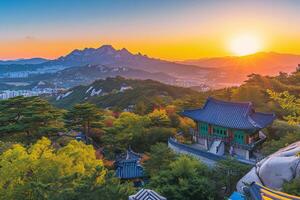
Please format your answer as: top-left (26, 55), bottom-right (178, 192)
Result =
top-left (116, 149), bottom-right (144, 185)
top-left (182, 97), bottom-right (276, 160)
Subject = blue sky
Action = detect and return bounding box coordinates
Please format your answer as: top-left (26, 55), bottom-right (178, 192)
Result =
top-left (1, 0), bottom-right (300, 59)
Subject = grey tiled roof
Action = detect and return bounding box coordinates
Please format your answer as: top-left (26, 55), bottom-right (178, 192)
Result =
top-left (182, 97), bottom-right (275, 130)
top-left (116, 159), bottom-right (144, 179)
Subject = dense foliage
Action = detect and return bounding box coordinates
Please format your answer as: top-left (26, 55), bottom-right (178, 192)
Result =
top-left (213, 157), bottom-right (251, 196)
top-left (283, 177), bottom-right (300, 196)
top-left (0, 137), bottom-right (135, 200)
top-left (65, 103), bottom-right (104, 135)
top-left (268, 90), bottom-right (300, 125)
top-left (262, 120), bottom-right (300, 155)
top-left (148, 155), bottom-right (216, 200)
top-left (0, 96), bottom-right (65, 143)
top-left (0, 68), bottom-right (299, 199)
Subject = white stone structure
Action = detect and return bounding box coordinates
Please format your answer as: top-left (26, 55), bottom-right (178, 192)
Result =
top-left (237, 141), bottom-right (300, 193)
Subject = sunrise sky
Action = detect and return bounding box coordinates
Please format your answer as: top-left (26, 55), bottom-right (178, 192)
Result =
top-left (1, 0), bottom-right (300, 60)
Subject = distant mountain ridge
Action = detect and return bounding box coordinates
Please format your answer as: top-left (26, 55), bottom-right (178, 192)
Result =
top-left (2, 45), bottom-right (299, 90)
top-left (48, 64), bottom-right (177, 88)
top-left (0, 58), bottom-right (48, 65)
top-left (49, 44), bottom-right (210, 76)
top-left (0, 45), bottom-right (212, 88)
top-left (180, 52), bottom-right (300, 76)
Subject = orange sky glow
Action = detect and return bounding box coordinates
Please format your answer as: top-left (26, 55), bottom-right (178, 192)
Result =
top-left (1, 1), bottom-right (300, 60)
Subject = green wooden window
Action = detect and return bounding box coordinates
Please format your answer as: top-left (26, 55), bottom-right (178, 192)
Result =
top-left (198, 122), bottom-right (208, 136)
top-left (234, 130), bottom-right (245, 144)
top-left (212, 126), bottom-right (227, 138)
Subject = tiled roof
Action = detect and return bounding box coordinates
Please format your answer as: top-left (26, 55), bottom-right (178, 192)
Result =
top-left (182, 97), bottom-right (276, 130)
top-left (116, 159), bottom-right (144, 179)
top-left (116, 149), bottom-right (142, 163)
top-left (129, 189), bottom-right (167, 200)
top-left (126, 149), bottom-right (142, 160)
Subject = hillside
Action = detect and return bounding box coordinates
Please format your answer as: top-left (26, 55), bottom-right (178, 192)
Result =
top-left (50, 76), bottom-right (200, 109)
top-left (48, 64), bottom-right (177, 88)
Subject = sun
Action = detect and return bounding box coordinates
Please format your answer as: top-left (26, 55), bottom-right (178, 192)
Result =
top-left (229, 34), bottom-right (262, 56)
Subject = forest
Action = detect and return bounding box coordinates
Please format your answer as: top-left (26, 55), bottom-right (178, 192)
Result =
top-left (0, 68), bottom-right (299, 200)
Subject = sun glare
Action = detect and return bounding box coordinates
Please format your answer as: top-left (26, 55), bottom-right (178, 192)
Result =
top-left (230, 34), bottom-right (262, 56)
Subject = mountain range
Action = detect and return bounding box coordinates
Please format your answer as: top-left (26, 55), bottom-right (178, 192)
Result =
top-left (0, 45), bottom-right (213, 88)
top-left (1, 45), bottom-right (300, 91)
top-left (48, 45), bottom-right (211, 79)
top-left (180, 52), bottom-right (300, 78)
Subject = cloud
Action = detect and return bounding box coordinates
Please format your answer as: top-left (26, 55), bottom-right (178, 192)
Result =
top-left (24, 36), bottom-right (37, 41)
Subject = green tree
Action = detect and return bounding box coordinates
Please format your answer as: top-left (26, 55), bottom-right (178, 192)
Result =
top-left (262, 130), bottom-right (300, 155)
top-left (169, 114), bottom-right (181, 128)
top-left (65, 103), bottom-right (103, 135)
top-left (282, 177), bottom-right (300, 196)
top-left (102, 112), bottom-right (151, 156)
top-left (0, 96), bottom-right (64, 142)
top-left (148, 109), bottom-right (170, 127)
top-left (0, 137), bottom-right (106, 200)
top-left (31, 170), bottom-right (135, 200)
top-left (148, 156), bottom-right (216, 200)
top-left (134, 101), bottom-right (147, 115)
top-left (265, 120), bottom-right (300, 140)
top-left (144, 143), bottom-right (176, 177)
top-left (213, 157), bottom-right (251, 196)
top-left (268, 90), bottom-right (300, 125)
top-left (231, 85), bottom-right (266, 108)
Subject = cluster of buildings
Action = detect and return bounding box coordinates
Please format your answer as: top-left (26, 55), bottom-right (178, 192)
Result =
top-left (0, 88), bottom-right (58, 100)
top-left (0, 65), bottom-right (67, 78)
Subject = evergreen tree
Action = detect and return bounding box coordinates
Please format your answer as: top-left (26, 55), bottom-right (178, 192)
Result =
top-left (144, 143), bottom-right (176, 177)
top-left (0, 96), bottom-right (64, 141)
top-left (65, 103), bottom-right (103, 135)
top-left (148, 156), bottom-right (216, 200)
top-left (213, 157), bottom-right (251, 196)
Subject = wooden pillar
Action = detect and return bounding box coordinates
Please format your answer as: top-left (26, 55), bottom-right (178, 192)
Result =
top-left (228, 129), bottom-right (233, 142)
top-left (245, 134), bottom-right (249, 144)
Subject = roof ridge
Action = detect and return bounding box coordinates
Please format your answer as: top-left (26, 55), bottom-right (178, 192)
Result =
top-left (244, 102), bottom-right (253, 117)
top-left (182, 108), bottom-right (203, 112)
top-left (253, 111), bottom-right (276, 116)
top-left (208, 97), bottom-right (252, 106)
top-left (247, 115), bottom-right (261, 128)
